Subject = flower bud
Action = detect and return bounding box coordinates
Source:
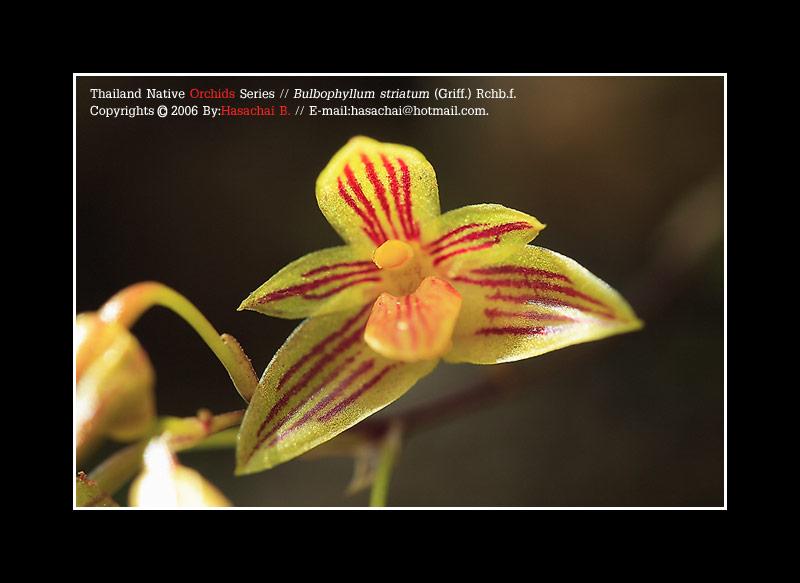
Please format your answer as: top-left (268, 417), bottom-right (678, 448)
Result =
top-left (76, 313), bottom-right (156, 462)
top-left (129, 438), bottom-right (231, 507)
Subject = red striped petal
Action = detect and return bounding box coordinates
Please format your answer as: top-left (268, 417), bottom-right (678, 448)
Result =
top-left (446, 246), bottom-right (643, 364)
top-left (236, 304), bottom-right (437, 474)
top-left (317, 137), bottom-right (441, 249)
top-left (419, 204), bottom-right (545, 277)
top-left (239, 246), bottom-right (384, 319)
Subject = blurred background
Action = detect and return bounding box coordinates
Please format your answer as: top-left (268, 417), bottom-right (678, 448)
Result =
top-left (77, 76), bottom-right (724, 507)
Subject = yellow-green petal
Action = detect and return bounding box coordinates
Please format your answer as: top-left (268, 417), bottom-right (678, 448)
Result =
top-left (238, 245), bottom-right (384, 319)
top-left (236, 304), bottom-right (437, 475)
top-left (419, 204), bottom-right (545, 278)
top-left (446, 245), bottom-right (643, 364)
top-left (316, 136), bottom-right (441, 249)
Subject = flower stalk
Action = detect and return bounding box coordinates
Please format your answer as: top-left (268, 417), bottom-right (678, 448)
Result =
top-left (84, 409), bottom-right (244, 502)
top-left (369, 422), bottom-right (403, 507)
top-left (99, 282), bottom-right (257, 402)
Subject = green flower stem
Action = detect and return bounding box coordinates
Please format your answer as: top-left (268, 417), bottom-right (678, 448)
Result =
top-left (88, 370), bottom-right (516, 503)
top-left (89, 411), bottom-right (243, 496)
top-left (98, 282), bottom-right (257, 402)
top-left (187, 427), bottom-right (239, 450)
top-left (89, 440), bottom-right (148, 496)
top-left (369, 423), bottom-right (403, 508)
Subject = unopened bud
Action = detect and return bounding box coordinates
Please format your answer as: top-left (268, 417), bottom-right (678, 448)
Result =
top-left (75, 313), bottom-right (156, 462)
top-left (129, 437), bottom-right (231, 507)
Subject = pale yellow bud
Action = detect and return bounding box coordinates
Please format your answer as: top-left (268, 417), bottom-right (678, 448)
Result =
top-left (75, 313), bottom-right (156, 463)
top-left (129, 438), bottom-right (231, 508)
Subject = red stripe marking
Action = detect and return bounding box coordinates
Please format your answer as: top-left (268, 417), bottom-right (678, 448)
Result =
top-left (344, 164), bottom-right (387, 243)
top-left (432, 239), bottom-right (500, 267)
top-left (390, 295), bottom-right (401, 347)
top-left (487, 292), bottom-right (616, 319)
top-left (413, 295), bottom-right (432, 341)
top-left (397, 157), bottom-right (418, 239)
top-left (317, 364), bottom-right (396, 423)
top-left (258, 353), bottom-right (363, 447)
top-left (257, 349), bottom-right (362, 440)
top-left (381, 154), bottom-right (411, 239)
top-left (405, 295), bottom-right (418, 351)
top-left (258, 328), bottom-right (365, 440)
top-left (265, 359), bottom-right (377, 447)
top-left (484, 307), bottom-right (578, 323)
top-left (302, 261), bottom-right (376, 277)
top-left (470, 265), bottom-right (571, 283)
top-left (454, 276), bottom-right (609, 307)
top-left (275, 304), bottom-right (371, 393)
top-left (337, 177), bottom-right (382, 245)
top-left (361, 153), bottom-right (398, 239)
top-left (424, 223), bottom-right (487, 249)
top-left (258, 267), bottom-right (378, 304)
top-left (302, 276), bottom-right (381, 299)
top-left (273, 324), bottom-right (364, 398)
top-left (256, 325), bottom-right (366, 440)
top-left (476, 326), bottom-right (551, 336)
top-left (428, 222), bottom-right (532, 256)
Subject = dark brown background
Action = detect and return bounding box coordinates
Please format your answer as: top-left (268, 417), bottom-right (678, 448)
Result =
top-left (77, 76), bottom-right (724, 507)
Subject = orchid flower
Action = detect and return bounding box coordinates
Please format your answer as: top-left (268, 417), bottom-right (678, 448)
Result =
top-left (236, 136), bottom-right (642, 475)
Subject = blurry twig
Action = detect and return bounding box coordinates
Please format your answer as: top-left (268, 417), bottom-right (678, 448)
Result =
top-left (627, 170), bottom-right (724, 317)
top-left (356, 367), bottom-right (520, 440)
